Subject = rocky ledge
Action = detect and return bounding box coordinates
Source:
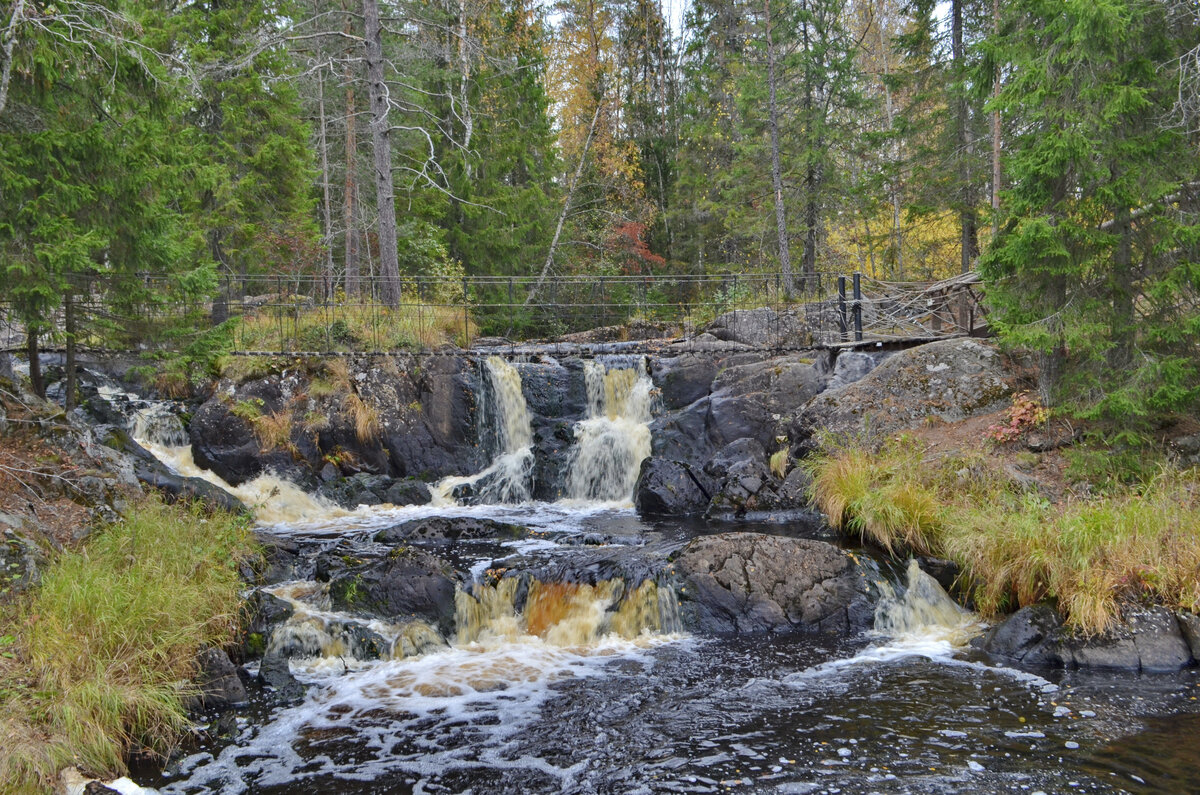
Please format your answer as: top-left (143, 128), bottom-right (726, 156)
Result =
top-left (979, 603), bottom-right (1200, 673)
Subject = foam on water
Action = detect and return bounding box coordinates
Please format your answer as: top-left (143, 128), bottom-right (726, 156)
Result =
top-left (165, 630), bottom-right (676, 793)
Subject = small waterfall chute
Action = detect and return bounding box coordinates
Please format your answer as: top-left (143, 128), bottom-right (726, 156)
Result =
top-left (129, 405), bottom-right (352, 525)
top-left (564, 359), bottom-right (655, 505)
top-left (456, 575), bottom-right (681, 647)
top-left (433, 356), bottom-right (535, 505)
top-left (787, 559), bottom-right (982, 681)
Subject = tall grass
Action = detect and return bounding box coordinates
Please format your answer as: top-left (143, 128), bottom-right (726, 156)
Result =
top-left (233, 299), bottom-right (476, 353)
top-left (0, 499), bottom-right (257, 791)
top-left (808, 438), bottom-right (1200, 634)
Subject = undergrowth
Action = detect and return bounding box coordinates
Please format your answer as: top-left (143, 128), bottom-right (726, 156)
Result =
top-left (808, 435), bottom-right (1200, 634)
top-left (0, 499), bottom-right (257, 792)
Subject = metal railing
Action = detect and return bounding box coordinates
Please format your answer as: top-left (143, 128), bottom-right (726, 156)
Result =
top-left (0, 270), bottom-right (985, 356)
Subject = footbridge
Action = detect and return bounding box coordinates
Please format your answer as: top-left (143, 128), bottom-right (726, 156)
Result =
top-left (2, 270), bottom-right (987, 360)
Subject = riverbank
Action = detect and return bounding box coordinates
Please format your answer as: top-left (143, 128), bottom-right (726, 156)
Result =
top-left (0, 498), bottom-right (257, 792)
top-left (0, 384), bottom-right (259, 793)
top-left (808, 411), bottom-right (1200, 636)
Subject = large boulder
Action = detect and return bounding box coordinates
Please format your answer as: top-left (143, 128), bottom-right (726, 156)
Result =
top-left (326, 547), bottom-right (458, 635)
top-left (791, 338), bottom-right (1014, 452)
top-left (980, 604), bottom-right (1197, 672)
top-left (636, 353), bottom-right (825, 517)
top-left (193, 647), bottom-right (247, 710)
top-left (635, 458), bottom-right (714, 517)
top-left (673, 533), bottom-right (873, 635)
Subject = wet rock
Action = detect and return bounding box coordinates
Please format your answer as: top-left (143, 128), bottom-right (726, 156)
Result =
top-left (316, 472), bottom-right (391, 507)
top-left (790, 338), bottom-right (1013, 453)
top-left (1177, 611), bottom-right (1200, 660)
top-left (257, 650), bottom-right (304, 701)
top-left (374, 516), bottom-right (527, 545)
top-left (253, 536), bottom-right (305, 585)
top-left (194, 647), bottom-right (247, 709)
top-left (242, 589), bottom-right (296, 658)
top-left (982, 604), bottom-right (1196, 672)
top-left (1125, 606), bottom-right (1193, 673)
top-left (651, 354), bottom-right (719, 410)
top-left (133, 461), bottom-right (248, 515)
top-left (327, 547), bottom-right (457, 635)
top-left (384, 477), bottom-right (432, 506)
top-left (673, 533), bottom-right (873, 635)
top-left (635, 458), bottom-right (714, 517)
top-left (978, 605), bottom-right (1068, 667)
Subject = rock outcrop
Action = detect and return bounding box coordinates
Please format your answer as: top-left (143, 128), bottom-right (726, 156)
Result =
top-left (979, 603), bottom-right (1198, 673)
top-left (789, 338), bottom-right (1013, 453)
top-left (673, 533), bottom-right (873, 635)
top-left (324, 546), bottom-right (458, 636)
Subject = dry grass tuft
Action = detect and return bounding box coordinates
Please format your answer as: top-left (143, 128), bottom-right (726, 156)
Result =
top-left (252, 409), bottom-right (294, 451)
top-left (769, 449), bottom-right (789, 479)
top-left (344, 393), bottom-right (380, 442)
top-left (808, 437), bottom-right (1200, 633)
top-left (233, 299), bottom-right (476, 353)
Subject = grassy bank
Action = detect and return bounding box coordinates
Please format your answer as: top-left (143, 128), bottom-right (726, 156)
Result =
top-left (0, 499), bottom-right (257, 792)
top-left (809, 436), bottom-right (1200, 634)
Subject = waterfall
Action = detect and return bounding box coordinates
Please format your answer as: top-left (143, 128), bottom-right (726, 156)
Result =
top-left (456, 576), bottom-right (681, 647)
top-left (564, 360), bottom-right (655, 504)
top-left (873, 559), bottom-right (979, 647)
top-left (264, 581), bottom-right (446, 670)
top-left (432, 356), bottom-right (534, 505)
top-left (130, 405), bottom-right (351, 525)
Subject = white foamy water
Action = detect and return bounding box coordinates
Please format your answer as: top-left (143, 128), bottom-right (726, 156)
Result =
top-left (433, 356), bottom-right (535, 505)
top-left (564, 360), bottom-right (654, 505)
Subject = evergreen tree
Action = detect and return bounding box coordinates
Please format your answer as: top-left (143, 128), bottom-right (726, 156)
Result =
top-left (0, 1), bottom-right (213, 398)
top-left (981, 0), bottom-right (1200, 418)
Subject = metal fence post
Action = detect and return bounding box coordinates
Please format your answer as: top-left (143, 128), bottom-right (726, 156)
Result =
top-left (852, 271), bottom-right (863, 342)
top-left (838, 275), bottom-right (847, 342)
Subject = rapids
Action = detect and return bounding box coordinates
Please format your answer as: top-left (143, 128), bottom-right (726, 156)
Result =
top-left (122, 364), bottom-right (1200, 795)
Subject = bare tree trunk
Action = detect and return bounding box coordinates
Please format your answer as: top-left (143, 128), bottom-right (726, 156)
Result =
top-left (343, 9), bottom-right (361, 298)
top-left (525, 98), bottom-right (603, 307)
top-left (318, 67), bottom-right (335, 302)
top-left (0, 0), bottom-right (25, 118)
top-left (457, 0), bottom-right (473, 168)
top-left (802, 156), bottom-right (823, 281)
top-left (991, 0), bottom-right (1001, 233)
top-left (64, 293), bottom-right (76, 410)
top-left (952, 0), bottom-right (978, 274)
top-left (362, 0), bottom-right (403, 307)
top-left (878, 2), bottom-right (903, 276)
top-left (765, 0), bottom-right (795, 299)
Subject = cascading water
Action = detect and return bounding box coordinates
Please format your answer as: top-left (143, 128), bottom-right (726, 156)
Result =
top-left (433, 356), bottom-right (535, 505)
top-left (130, 404), bottom-right (351, 525)
top-left (564, 359), bottom-right (655, 504)
top-left (456, 576), bottom-right (681, 647)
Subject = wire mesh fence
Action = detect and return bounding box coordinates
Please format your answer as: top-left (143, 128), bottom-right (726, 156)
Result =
top-left (0, 270), bottom-right (985, 356)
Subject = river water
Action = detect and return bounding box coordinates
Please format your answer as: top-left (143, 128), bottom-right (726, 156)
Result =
top-left (123, 361), bottom-right (1200, 795)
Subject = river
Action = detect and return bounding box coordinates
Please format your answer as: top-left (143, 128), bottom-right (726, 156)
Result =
top-left (123, 358), bottom-right (1200, 794)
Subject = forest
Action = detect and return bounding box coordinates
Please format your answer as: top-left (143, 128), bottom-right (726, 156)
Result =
top-left (1, 0), bottom-right (1198, 418)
